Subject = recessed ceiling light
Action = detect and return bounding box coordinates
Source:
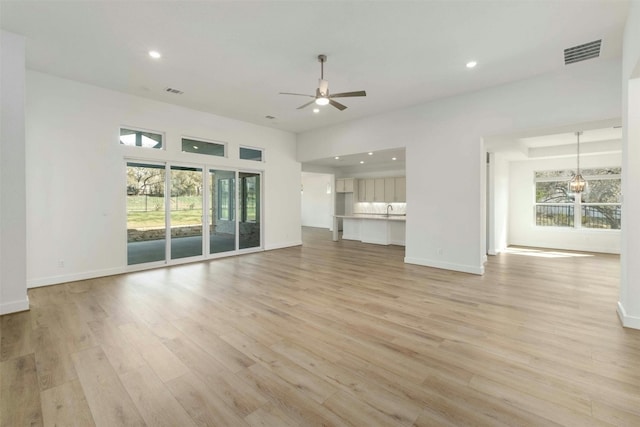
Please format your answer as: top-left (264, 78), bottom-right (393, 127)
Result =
top-left (392, 157), bottom-right (397, 161)
top-left (313, 108), bottom-right (320, 113)
top-left (334, 156), bottom-right (340, 160)
top-left (368, 152), bottom-right (373, 155)
top-left (360, 161), bottom-right (365, 164)
top-left (466, 61), bottom-right (477, 68)
top-left (148, 50), bottom-right (162, 59)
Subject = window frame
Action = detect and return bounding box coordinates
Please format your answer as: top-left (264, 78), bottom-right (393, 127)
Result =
top-left (119, 126), bottom-right (164, 150)
top-left (217, 177), bottom-right (234, 221)
top-left (533, 168), bottom-right (621, 231)
top-left (239, 145), bottom-right (265, 162)
top-left (181, 136), bottom-right (227, 158)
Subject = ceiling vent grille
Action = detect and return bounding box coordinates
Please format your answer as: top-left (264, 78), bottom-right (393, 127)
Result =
top-left (564, 40), bottom-right (601, 65)
top-left (165, 87), bottom-right (184, 95)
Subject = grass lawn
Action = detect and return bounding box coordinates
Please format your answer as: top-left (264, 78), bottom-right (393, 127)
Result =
top-left (127, 209), bottom-right (204, 228)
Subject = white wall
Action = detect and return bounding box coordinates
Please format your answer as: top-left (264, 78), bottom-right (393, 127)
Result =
top-left (26, 71), bottom-right (301, 287)
top-left (301, 172), bottom-right (334, 229)
top-left (487, 152), bottom-right (509, 255)
top-left (619, 0), bottom-right (640, 328)
top-left (0, 31), bottom-right (29, 314)
top-left (508, 153), bottom-right (621, 254)
top-left (298, 59), bottom-right (622, 274)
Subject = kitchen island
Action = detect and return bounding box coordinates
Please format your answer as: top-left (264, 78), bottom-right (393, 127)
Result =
top-left (333, 214), bottom-right (406, 246)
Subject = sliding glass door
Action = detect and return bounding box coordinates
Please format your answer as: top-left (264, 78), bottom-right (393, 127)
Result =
top-left (126, 162), bottom-right (166, 265)
top-left (127, 163), bottom-right (261, 266)
top-left (209, 169), bottom-right (236, 254)
top-left (170, 166), bottom-right (203, 260)
top-left (239, 172), bottom-right (261, 250)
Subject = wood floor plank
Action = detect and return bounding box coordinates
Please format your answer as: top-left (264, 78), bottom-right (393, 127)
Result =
top-left (171, 317), bottom-right (254, 373)
top-left (0, 354), bottom-right (43, 427)
top-left (32, 326), bottom-right (78, 391)
top-left (119, 365), bottom-right (198, 427)
top-left (163, 335), bottom-right (268, 417)
top-left (165, 372), bottom-right (250, 427)
top-left (71, 346), bottom-right (146, 427)
top-left (119, 322), bottom-right (189, 382)
top-left (245, 403), bottom-right (300, 427)
top-left (237, 363), bottom-right (347, 427)
top-left (86, 319), bottom-right (148, 375)
top-left (0, 310), bottom-right (32, 362)
top-left (220, 330), bottom-right (338, 404)
top-left (41, 379), bottom-right (95, 427)
top-left (1, 228), bottom-right (639, 426)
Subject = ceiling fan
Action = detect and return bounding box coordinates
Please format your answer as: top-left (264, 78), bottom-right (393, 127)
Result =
top-left (280, 54), bottom-right (366, 111)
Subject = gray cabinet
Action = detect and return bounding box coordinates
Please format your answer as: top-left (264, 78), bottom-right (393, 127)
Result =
top-left (336, 178), bottom-right (355, 193)
top-left (356, 176), bottom-right (405, 203)
top-left (365, 179), bottom-right (375, 201)
top-left (374, 178), bottom-right (385, 202)
top-left (394, 177), bottom-right (406, 202)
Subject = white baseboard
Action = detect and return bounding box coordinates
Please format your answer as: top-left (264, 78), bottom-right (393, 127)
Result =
top-left (264, 241), bottom-right (302, 250)
top-left (0, 296), bottom-right (30, 315)
top-left (404, 256), bottom-right (484, 275)
top-left (389, 239), bottom-right (406, 246)
top-left (617, 301), bottom-right (640, 329)
top-left (342, 234), bottom-right (359, 241)
top-left (27, 242), bottom-right (303, 288)
top-left (27, 267), bottom-right (125, 288)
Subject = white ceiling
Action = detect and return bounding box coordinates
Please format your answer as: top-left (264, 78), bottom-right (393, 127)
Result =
top-left (306, 147), bottom-right (406, 171)
top-left (0, 1), bottom-right (629, 134)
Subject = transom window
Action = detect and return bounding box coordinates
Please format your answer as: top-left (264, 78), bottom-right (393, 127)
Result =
top-left (182, 137), bottom-right (226, 157)
top-left (535, 168), bottom-right (621, 230)
top-left (120, 127), bottom-right (163, 149)
top-left (239, 146), bottom-right (263, 162)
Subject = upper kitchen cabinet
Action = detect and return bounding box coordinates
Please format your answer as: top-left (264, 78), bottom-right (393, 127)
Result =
top-left (394, 177), bottom-right (406, 202)
top-left (364, 178), bottom-right (375, 201)
top-left (336, 178), bottom-right (355, 193)
top-left (374, 179), bottom-right (385, 202)
top-left (384, 178), bottom-right (395, 202)
top-left (356, 176), bottom-right (405, 202)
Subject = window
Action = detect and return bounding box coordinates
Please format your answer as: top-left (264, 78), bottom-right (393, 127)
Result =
top-left (239, 146), bottom-right (263, 162)
top-left (182, 137), bottom-right (226, 157)
top-left (535, 168), bottom-right (621, 230)
top-left (120, 128), bottom-right (163, 149)
top-left (240, 174), bottom-right (258, 222)
top-left (217, 178), bottom-right (234, 220)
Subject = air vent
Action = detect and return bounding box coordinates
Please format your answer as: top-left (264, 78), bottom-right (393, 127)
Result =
top-left (564, 40), bottom-right (601, 65)
top-left (165, 87), bottom-right (184, 95)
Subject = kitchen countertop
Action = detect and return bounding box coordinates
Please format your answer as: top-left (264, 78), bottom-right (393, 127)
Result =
top-left (335, 214), bottom-right (406, 222)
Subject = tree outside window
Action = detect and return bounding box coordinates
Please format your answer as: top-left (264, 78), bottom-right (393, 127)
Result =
top-left (535, 168), bottom-right (621, 230)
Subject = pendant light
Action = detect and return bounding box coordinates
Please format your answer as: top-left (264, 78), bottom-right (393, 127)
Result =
top-left (569, 131), bottom-right (587, 193)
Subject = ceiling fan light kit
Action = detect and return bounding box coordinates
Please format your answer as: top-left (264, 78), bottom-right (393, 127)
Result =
top-left (280, 54), bottom-right (366, 111)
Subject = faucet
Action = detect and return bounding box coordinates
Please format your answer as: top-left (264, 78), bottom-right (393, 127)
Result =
top-left (386, 204), bottom-right (393, 216)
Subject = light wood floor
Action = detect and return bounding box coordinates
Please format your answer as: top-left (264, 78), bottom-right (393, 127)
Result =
top-left (2, 227), bottom-right (640, 426)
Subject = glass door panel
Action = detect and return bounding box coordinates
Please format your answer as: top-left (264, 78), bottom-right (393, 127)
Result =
top-left (170, 166), bottom-right (203, 259)
top-left (239, 172), bottom-right (261, 249)
top-left (126, 162), bottom-right (166, 265)
top-left (209, 169), bottom-right (236, 254)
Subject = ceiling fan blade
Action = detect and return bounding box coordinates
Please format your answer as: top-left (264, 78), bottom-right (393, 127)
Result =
top-left (279, 92), bottom-right (315, 98)
top-left (330, 90), bottom-right (367, 98)
top-left (297, 100), bottom-right (317, 110)
top-left (329, 99), bottom-right (347, 111)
